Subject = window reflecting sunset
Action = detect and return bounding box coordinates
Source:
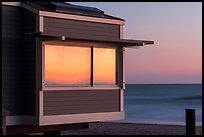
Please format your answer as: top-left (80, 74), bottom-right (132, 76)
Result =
top-left (93, 48), bottom-right (116, 85)
top-left (45, 45), bottom-right (91, 86)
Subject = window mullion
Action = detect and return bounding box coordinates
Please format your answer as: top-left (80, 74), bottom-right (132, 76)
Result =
top-left (116, 48), bottom-right (118, 85)
top-left (91, 47), bottom-right (94, 86)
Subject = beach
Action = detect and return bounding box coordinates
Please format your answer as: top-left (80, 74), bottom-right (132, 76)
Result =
top-left (61, 122), bottom-right (202, 135)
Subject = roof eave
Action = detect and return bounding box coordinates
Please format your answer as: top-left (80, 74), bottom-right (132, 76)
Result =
top-left (34, 32), bottom-right (154, 47)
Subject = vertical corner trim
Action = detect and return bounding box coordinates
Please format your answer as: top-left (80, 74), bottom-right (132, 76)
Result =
top-left (120, 25), bottom-right (126, 89)
top-left (120, 89), bottom-right (124, 112)
top-left (120, 25), bottom-right (124, 39)
top-left (39, 90), bottom-right (43, 116)
top-left (42, 43), bottom-right (45, 90)
top-left (123, 48), bottom-right (126, 89)
top-left (40, 44), bottom-right (45, 117)
top-left (39, 15), bottom-right (44, 32)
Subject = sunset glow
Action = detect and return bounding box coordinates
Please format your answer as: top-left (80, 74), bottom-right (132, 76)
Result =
top-left (45, 45), bottom-right (91, 85)
top-left (93, 48), bottom-right (116, 85)
top-left (44, 45), bottom-right (116, 86)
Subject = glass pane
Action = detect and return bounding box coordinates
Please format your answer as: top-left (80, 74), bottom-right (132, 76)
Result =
top-left (93, 48), bottom-right (116, 85)
top-left (45, 45), bottom-right (91, 86)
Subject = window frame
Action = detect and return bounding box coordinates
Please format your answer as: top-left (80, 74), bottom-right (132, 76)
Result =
top-left (43, 44), bottom-right (92, 87)
top-left (42, 41), bottom-right (120, 90)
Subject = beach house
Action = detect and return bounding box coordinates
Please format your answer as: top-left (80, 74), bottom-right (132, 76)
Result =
top-left (2, 2), bottom-right (154, 134)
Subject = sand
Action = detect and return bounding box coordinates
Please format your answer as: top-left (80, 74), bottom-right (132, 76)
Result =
top-left (61, 122), bottom-right (202, 135)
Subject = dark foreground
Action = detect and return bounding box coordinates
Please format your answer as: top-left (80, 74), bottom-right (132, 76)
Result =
top-left (61, 122), bottom-right (202, 135)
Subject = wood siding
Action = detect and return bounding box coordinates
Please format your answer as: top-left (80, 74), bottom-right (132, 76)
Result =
top-left (2, 5), bottom-right (37, 116)
top-left (43, 90), bottom-right (120, 115)
top-left (2, 5), bottom-right (23, 116)
top-left (21, 8), bottom-right (37, 115)
top-left (42, 17), bottom-right (120, 40)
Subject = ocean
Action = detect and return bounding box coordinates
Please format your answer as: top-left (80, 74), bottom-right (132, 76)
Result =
top-left (115, 84), bottom-right (202, 126)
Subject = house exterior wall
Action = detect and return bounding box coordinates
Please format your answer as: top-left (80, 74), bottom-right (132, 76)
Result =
top-left (40, 40), bottom-right (123, 119)
top-left (2, 5), bottom-right (23, 116)
top-left (2, 5), bottom-right (37, 116)
top-left (43, 90), bottom-right (120, 115)
top-left (21, 8), bottom-right (37, 115)
top-left (2, 2), bottom-right (125, 126)
top-left (42, 16), bottom-right (120, 40)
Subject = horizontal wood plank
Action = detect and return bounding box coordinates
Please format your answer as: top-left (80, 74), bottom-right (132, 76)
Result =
top-left (43, 90), bottom-right (120, 115)
top-left (43, 16), bottom-right (119, 40)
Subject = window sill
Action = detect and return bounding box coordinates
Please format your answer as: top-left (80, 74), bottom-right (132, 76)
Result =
top-left (42, 85), bottom-right (120, 91)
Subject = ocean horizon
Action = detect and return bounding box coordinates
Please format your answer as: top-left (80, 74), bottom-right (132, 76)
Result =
top-left (114, 84), bottom-right (202, 126)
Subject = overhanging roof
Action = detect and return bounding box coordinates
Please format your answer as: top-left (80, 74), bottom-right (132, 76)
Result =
top-left (37, 33), bottom-right (154, 47)
top-left (50, 2), bottom-right (104, 14)
top-left (24, 2), bottom-right (125, 21)
top-left (66, 37), bottom-right (154, 47)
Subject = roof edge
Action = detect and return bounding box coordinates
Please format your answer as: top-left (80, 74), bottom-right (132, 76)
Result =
top-left (35, 32), bottom-right (154, 47)
top-left (2, 2), bottom-right (125, 25)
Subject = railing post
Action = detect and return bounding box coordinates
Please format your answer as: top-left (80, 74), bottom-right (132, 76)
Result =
top-left (185, 109), bottom-right (196, 135)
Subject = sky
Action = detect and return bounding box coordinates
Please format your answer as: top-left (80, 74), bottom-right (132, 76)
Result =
top-left (69, 2), bottom-right (202, 84)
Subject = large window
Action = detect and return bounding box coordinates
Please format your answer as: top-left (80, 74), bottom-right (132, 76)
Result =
top-left (45, 45), bottom-right (91, 86)
top-left (44, 44), bottom-right (116, 87)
